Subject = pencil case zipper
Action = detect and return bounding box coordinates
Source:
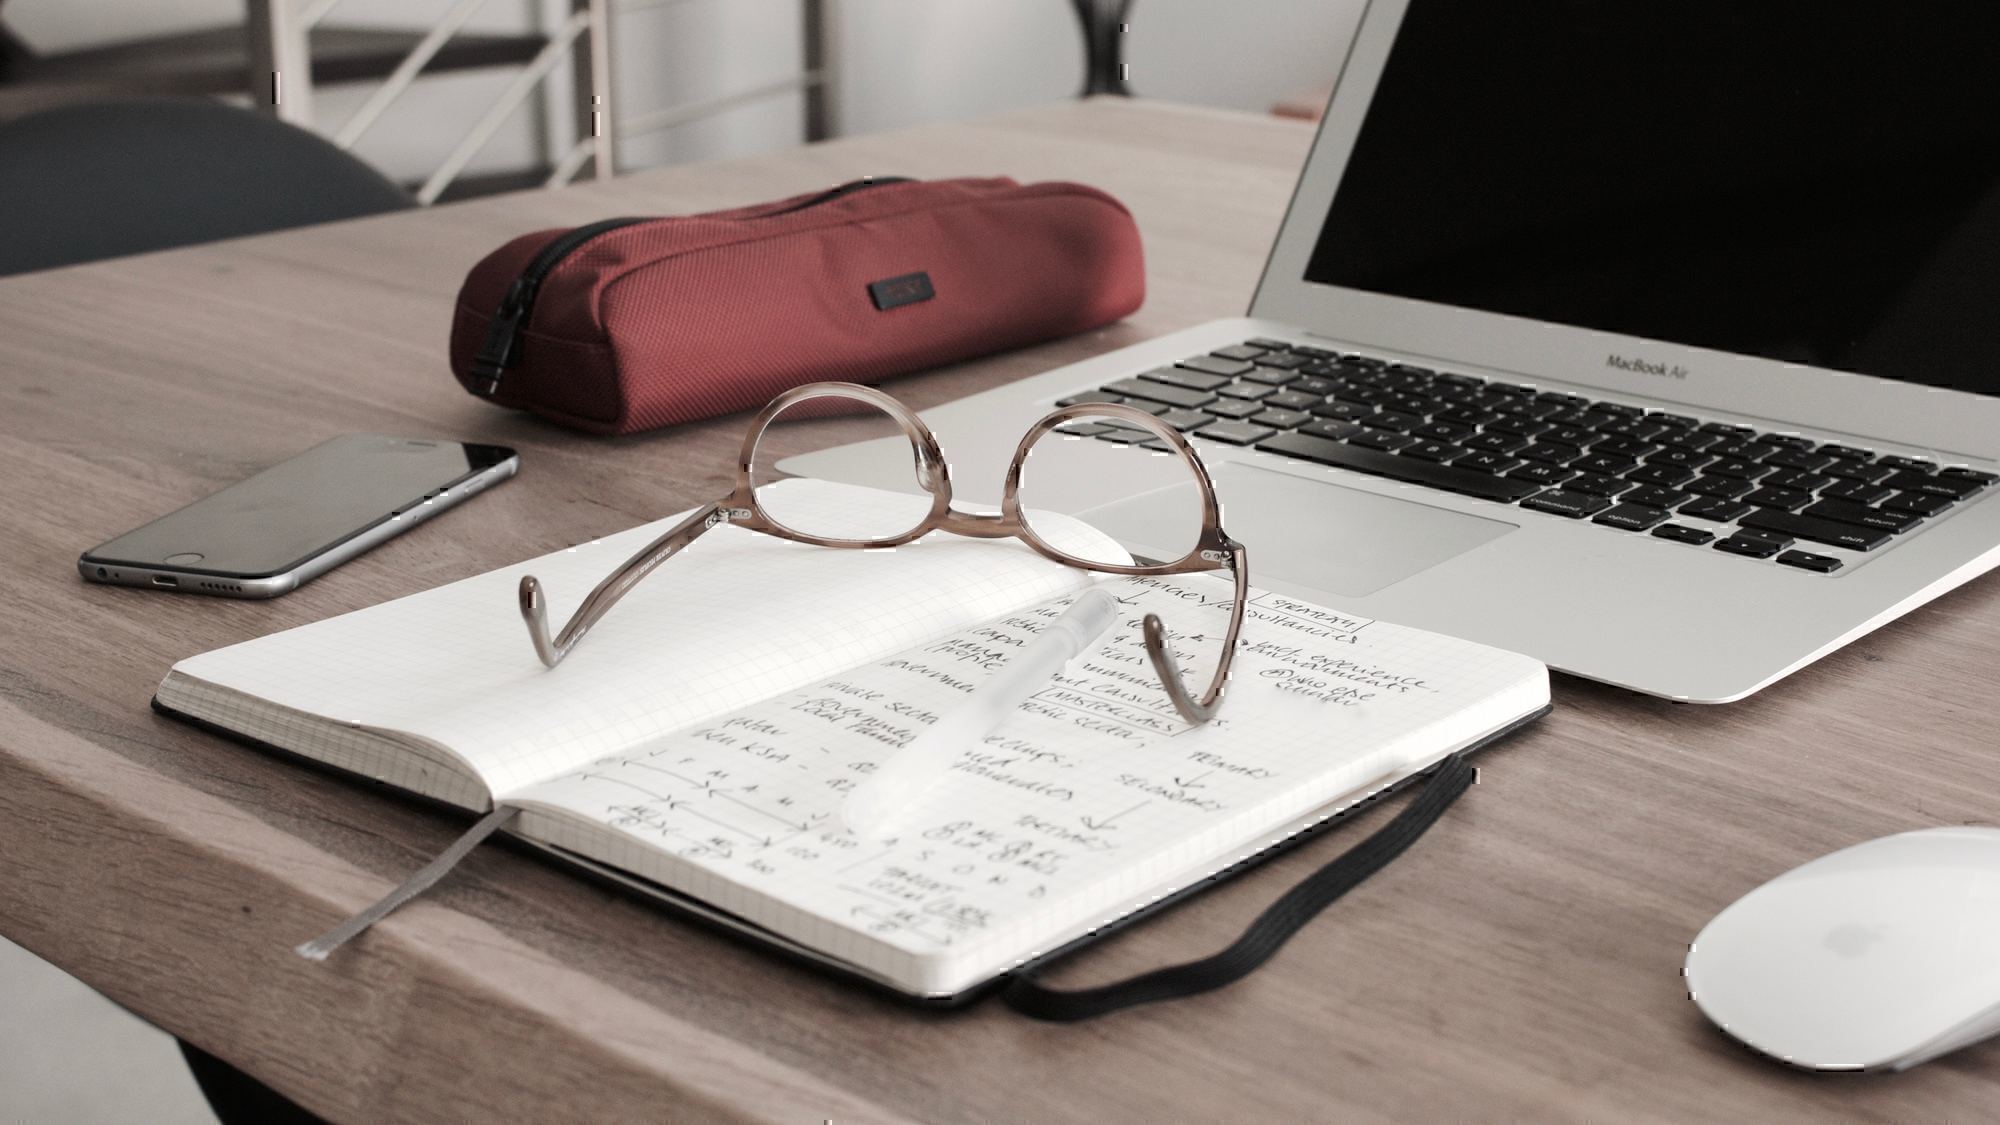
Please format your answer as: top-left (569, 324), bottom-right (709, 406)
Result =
top-left (469, 176), bottom-right (914, 395)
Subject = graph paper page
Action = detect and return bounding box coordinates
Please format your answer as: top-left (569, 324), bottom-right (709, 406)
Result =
top-left (512, 574), bottom-right (1550, 994)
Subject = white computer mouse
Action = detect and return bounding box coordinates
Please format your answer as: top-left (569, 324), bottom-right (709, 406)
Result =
top-left (1684, 826), bottom-right (2000, 1071)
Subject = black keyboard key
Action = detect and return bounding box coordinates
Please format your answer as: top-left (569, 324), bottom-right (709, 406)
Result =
top-left (1739, 509), bottom-right (1891, 552)
top-left (1311, 399), bottom-right (1376, 422)
top-left (1826, 460), bottom-right (1895, 484)
top-left (1700, 421), bottom-right (1756, 436)
top-left (1211, 344), bottom-right (1265, 361)
top-left (1764, 435), bottom-right (1816, 451)
top-left (1453, 450), bottom-right (1524, 475)
top-left (1106, 378), bottom-right (1215, 410)
top-left (1743, 486), bottom-right (1813, 511)
top-left (1368, 410), bottom-right (1424, 433)
top-left (1299, 419), bottom-right (1364, 442)
top-left (1192, 420), bottom-right (1277, 446)
top-left (1404, 420), bottom-right (1470, 442)
top-left (1179, 355), bottom-right (1255, 378)
top-left (1536, 391), bottom-right (1592, 409)
top-left (1648, 411), bottom-right (1698, 428)
top-left (1645, 446), bottom-right (1717, 470)
top-left (1593, 436), bottom-right (1659, 459)
top-left (1626, 463), bottom-right (1697, 488)
top-left (1776, 550), bottom-right (1843, 573)
top-left (1884, 469), bottom-right (1986, 499)
top-left (1566, 473), bottom-right (1634, 498)
top-left (1762, 448), bottom-right (1837, 472)
top-left (1433, 406), bottom-right (1504, 427)
top-left (1599, 418), bottom-right (1671, 441)
top-left (1154, 409), bottom-right (1218, 432)
top-left (1877, 455), bottom-right (1937, 472)
top-left (1058, 390), bottom-right (1126, 407)
top-left (1652, 523), bottom-right (1716, 545)
top-left (1402, 439), bottom-right (1466, 463)
top-left (1819, 478), bottom-right (1892, 505)
top-left (1522, 490), bottom-right (1614, 519)
top-left (1705, 457), bottom-right (1770, 481)
top-left (1241, 366), bottom-right (1301, 386)
top-left (1460, 432), bottom-right (1526, 455)
top-left (1657, 428), bottom-right (1722, 452)
top-left (1762, 469), bottom-right (1835, 493)
top-left (1595, 401), bottom-right (1646, 417)
top-left (1245, 337), bottom-right (1293, 351)
top-left (1289, 375), bottom-right (1339, 396)
top-left (1816, 444), bottom-right (1874, 462)
top-left (1711, 438), bottom-right (1781, 460)
top-left (1493, 398), bottom-right (1565, 421)
top-left (1487, 415), bottom-right (1555, 438)
top-left (1144, 366), bottom-right (1234, 391)
top-left (1054, 421), bottom-right (1114, 437)
top-left (1941, 467), bottom-right (1999, 487)
top-left (1434, 372), bottom-right (1484, 389)
top-left (1204, 398), bottom-right (1266, 420)
top-left (1688, 475), bottom-right (1755, 500)
top-left (1507, 463), bottom-right (1578, 488)
top-left (1680, 496), bottom-right (1753, 522)
top-left (1216, 380), bottom-right (1275, 400)
top-left (1350, 428), bottom-right (1417, 452)
top-left (1623, 485), bottom-right (1692, 511)
top-left (1538, 424), bottom-right (1596, 447)
top-left (1575, 453), bottom-right (1640, 476)
top-left (1252, 351), bottom-right (1308, 370)
top-left (1255, 431), bottom-right (1545, 501)
top-left (1882, 490), bottom-right (1955, 516)
top-left (1251, 407), bottom-right (1311, 430)
top-left (1518, 442), bottom-right (1584, 466)
top-left (1594, 503), bottom-right (1670, 531)
top-left (1094, 426), bottom-right (1153, 444)
top-left (1714, 535), bottom-right (1784, 559)
top-left (1801, 498), bottom-right (1923, 534)
top-left (1262, 389), bottom-right (1322, 411)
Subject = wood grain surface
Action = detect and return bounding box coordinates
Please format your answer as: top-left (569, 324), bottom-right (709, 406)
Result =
top-left (3, 97), bottom-right (1999, 1123)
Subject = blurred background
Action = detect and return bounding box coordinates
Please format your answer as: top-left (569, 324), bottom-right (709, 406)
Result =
top-left (1, 0), bottom-right (1358, 203)
top-left (0, 1), bottom-right (1357, 1120)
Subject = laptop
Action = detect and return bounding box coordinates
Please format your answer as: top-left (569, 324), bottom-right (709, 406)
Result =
top-left (783, 0), bottom-right (2000, 702)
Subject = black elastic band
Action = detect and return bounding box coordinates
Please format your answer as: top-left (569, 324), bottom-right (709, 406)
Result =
top-left (1002, 753), bottom-right (1477, 1022)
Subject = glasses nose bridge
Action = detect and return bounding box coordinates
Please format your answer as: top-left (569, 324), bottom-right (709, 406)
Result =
top-left (939, 505), bottom-right (1017, 538)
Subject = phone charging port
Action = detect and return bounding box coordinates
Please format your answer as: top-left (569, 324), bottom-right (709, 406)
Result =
top-left (152, 575), bottom-right (179, 587)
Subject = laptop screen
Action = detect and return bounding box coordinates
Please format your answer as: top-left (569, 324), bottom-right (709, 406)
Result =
top-left (1305, 2), bottom-right (2000, 398)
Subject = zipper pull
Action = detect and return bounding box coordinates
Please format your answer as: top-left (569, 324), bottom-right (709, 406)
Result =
top-left (470, 277), bottom-right (534, 395)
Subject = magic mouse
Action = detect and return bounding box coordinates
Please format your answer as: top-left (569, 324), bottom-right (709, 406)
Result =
top-left (1684, 827), bottom-right (2000, 1071)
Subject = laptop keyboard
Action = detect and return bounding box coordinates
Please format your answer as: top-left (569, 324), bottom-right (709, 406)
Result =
top-left (1056, 338), bottom-right (1996, 574)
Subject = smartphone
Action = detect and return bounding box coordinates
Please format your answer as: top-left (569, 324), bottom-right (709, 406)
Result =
top-left (79, 434), bottom-right (519, 598)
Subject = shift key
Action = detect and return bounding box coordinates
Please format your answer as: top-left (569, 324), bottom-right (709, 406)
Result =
top-left (1739, 509), bottom-right (1891, 551)
top-left (1256, 431), bottom-right (1543, 502)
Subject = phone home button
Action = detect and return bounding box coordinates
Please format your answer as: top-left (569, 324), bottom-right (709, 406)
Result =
top-left (164, 552), bottom-right (205, 565)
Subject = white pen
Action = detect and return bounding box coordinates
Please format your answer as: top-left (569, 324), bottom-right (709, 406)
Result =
top-left (843, 587), bottom-right (1120, 839)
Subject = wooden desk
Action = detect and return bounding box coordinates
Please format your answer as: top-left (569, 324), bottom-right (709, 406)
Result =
top-left (4, 98), bottom-right (1999, 1122)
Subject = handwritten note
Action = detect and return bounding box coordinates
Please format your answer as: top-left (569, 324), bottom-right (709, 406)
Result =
top-left (511, 573), bottom-right (1545, 993)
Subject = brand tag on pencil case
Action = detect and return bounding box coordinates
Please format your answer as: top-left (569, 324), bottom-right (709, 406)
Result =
top-left (868, 271), bottom-right (935, 310)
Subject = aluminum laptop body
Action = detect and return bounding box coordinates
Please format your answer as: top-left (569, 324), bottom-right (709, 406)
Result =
top-left (784, 0), bottom-right (2000, 702)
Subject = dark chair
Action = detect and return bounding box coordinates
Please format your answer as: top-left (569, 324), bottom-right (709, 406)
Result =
top-left (0, 97), bottom-right (411, 277)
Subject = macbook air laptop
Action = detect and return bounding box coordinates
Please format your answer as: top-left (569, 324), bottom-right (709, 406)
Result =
top-left (783, 0), bottom-right (2000, 702)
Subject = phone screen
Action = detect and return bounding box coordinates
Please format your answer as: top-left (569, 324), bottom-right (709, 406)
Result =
top-left (85, 435), bottom-right (515, 578)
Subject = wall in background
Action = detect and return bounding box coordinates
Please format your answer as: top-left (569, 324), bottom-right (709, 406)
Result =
top-left (6, 0), bottom-right (1358, 186)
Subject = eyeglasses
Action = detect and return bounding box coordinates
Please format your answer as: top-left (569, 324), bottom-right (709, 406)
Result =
top-left (517, 382), bottom-right (1248, 724)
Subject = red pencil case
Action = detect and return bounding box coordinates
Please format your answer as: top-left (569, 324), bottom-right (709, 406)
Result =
top-left (448, 176), bottom-right (1145, 434)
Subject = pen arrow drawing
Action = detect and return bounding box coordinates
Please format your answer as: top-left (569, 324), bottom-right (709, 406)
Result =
top-left (1079, 800), bottom-right (1149, 832)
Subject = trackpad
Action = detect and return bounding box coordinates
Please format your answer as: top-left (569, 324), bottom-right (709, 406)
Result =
top-left (1078, 461), bottom-right (1518, 598)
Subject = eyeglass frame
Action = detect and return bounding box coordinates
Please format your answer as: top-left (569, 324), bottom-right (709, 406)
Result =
top-left (518, 381), bottom-right (1250, 724)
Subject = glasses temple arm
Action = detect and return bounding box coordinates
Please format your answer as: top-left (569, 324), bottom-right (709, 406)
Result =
top-left (520, 501), bottom-right (725, 668)
top-left (1141, 545), bottom-right (1249, 726)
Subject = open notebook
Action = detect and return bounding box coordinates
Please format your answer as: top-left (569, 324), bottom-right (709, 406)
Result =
top-left (156, 479), bottom-right (1549, 1000)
